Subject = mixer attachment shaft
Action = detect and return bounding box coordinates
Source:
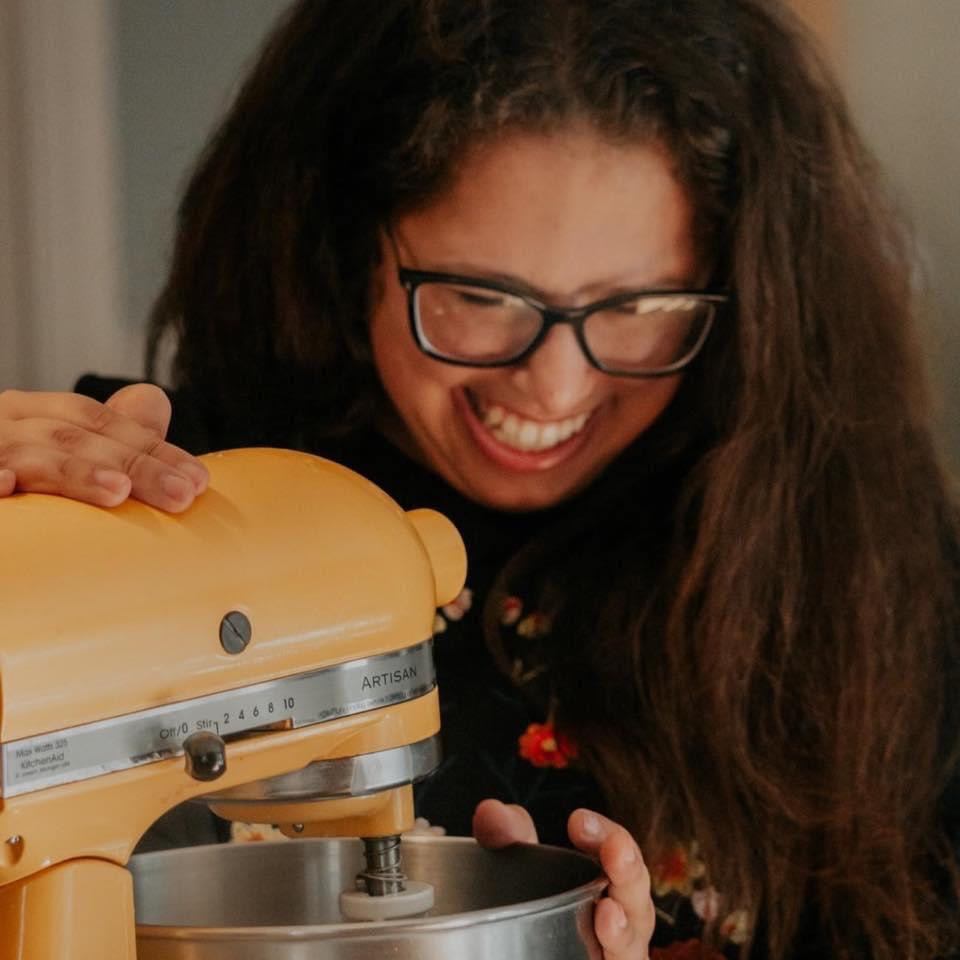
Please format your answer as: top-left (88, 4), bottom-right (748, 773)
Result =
top-left (339, 835), bottom-right (435, 921)
top-left (357, 835), bottom-right (406, 895)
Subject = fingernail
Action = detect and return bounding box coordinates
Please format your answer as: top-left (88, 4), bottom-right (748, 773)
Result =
top-left (581, 812), bottom-right (601, 838)
top-left (162, 473), bottom-right (193, 502)
top-left (95, 469), bottom-right (131, 495)
top-left (615, 905), bottom-right (628, 929)
top-left (179, 461), bottom-right (208, 490)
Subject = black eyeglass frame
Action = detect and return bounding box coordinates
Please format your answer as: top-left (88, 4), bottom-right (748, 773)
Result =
top-left (396, 266), bottom-right (728, 378)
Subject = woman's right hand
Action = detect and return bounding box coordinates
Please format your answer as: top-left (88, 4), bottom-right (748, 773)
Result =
top-left (0, 383), bottom-right (208, 512)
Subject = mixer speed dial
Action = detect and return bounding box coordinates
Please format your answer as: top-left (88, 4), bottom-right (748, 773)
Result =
top-left (183, 732), bottom-right (227, 782)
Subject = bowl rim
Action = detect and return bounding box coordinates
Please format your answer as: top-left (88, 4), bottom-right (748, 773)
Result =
top-left (132, 834), bottom-right (608, 941)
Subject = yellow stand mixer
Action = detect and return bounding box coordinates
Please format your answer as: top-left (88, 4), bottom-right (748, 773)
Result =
top-left (0, 447), bottom-right (466, 959)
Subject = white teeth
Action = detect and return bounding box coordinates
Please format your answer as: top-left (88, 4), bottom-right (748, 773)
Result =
top-left (485, 405), bottom-right (505, 427)
top-left (541, 422), bottom-right (560, 447)
top-left (518, 421), bottom-right (539, 448)
top-left (478, 402), bottom-right (590, 452)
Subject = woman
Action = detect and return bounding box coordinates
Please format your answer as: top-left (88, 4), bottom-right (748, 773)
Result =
top-left (1, 1), bottom-right (958, 957)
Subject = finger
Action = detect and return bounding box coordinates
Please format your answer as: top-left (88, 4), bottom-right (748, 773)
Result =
top-left (568, 809), bottom-right (654, 959)
top-left (594, 898), bottom-right (640, 959)
top-left (105, 382), bottom-right (173, 436)
top-left (105, 383), bottom-right (210, 499)
top-left (1, 444), bottom-right (160, 509)
top-left (106, 384), bottom-right (208, 493)
top-left (0, 388), bottom-right (207, 508)
top-left (0, 449), bottom-right (131, 508)
top-left (0, 468), bottom-right (16, 497)
top-left (472, 799), bottom-right (539, 848)
top-left (3, 431), bottom-right (199, 512)
top-left (1, 388), bottom-right (207, 493)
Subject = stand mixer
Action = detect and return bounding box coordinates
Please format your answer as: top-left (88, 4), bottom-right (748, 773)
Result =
top-left (0, 447), bottom-right (466, 959)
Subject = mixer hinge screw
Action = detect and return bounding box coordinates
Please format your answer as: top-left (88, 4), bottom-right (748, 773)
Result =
top-left (219, 610), bottom-right (252, 654)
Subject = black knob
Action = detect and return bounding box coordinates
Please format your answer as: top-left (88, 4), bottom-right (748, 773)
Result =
top-left (183, 731), bottom-right (227, 782)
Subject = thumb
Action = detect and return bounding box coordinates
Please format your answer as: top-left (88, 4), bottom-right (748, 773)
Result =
top-left (106, 382), bottom-right (173, 439)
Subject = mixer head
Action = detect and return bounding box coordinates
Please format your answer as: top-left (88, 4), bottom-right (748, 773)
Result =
top-left (0, 448), bottom-right (467, 951)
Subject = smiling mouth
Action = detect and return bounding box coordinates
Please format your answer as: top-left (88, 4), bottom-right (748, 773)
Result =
top-left (468, 394), bottom-right (592, 453)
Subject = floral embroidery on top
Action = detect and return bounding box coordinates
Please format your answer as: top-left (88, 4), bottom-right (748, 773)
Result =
top-left (653, 842), bottom-right (707, 898)
top-left (496, 591), bottom-right (751, 953)
top-left (497, 595), bottom-right (577, 767)
top-left (516, 610), bottom-right (552, 638)
top-left (718, 909), bottom-right (751, 946)
top-left (651, 840), bottom-right (753, 952)
top-left (518, 721), bottom-right (579, 769)
top-left (500, 595), bottom-right (523, 625)
top-left (434, 586), bottom-right (474, 633)
top-left (442, 587), bottom-right (473, 621)
top-left (499, 594), bottom-right (557, 637)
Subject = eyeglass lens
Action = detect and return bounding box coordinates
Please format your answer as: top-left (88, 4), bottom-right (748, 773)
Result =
top-left (413, 282), bottom-right (714, 373)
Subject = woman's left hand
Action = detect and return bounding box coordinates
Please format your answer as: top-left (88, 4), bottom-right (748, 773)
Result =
top-left (473, 799), bottom-right (654, 960)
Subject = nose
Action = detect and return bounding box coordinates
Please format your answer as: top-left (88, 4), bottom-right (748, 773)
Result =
top-left (512, 323), bottom-right (597, 415)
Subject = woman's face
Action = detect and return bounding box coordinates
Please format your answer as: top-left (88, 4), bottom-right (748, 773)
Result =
top-left (370, 128), bottom-right (704, 511)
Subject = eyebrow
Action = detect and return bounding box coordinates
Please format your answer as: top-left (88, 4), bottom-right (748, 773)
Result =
top-left (410, 261), bottom-right (700, 302)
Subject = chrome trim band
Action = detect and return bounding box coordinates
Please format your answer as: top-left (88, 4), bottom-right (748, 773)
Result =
top-left (0, 640), bottom-right (434, 798)
top-left (201, 735), bottom-right (442, 804)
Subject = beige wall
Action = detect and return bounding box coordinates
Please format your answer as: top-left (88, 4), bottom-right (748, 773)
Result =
top-left (788, 0), bottom-right (959, 466)
top-left (843, 0), bottom-right (960, 468)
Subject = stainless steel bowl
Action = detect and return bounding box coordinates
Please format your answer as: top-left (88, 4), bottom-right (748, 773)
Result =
top-left (132, 835), bottom-right (605, 959)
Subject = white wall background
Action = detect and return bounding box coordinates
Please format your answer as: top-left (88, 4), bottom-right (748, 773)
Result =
top-left (0, 0), bottom-right (957, 463)
top-left (0, 1), bottom-right (136, 390)
top-left (0, 0), bottom-right (287, 392)
top-left (111, 0), bottom-right (290, 347)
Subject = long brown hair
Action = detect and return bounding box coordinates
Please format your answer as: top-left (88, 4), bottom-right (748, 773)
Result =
top-left (148, 1), bottom-right (960, 956)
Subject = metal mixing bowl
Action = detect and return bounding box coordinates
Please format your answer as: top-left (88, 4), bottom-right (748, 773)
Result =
top-left (131, 835), bottom-right (605, 959)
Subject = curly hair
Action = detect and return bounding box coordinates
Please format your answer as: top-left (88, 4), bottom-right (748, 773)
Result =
top-left (147, 2), bottom-right (960, 957)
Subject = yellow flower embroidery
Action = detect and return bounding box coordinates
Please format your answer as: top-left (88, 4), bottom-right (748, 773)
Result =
top-left (516, 611), bottom-right (552, 638)
top-left (651, 841), bottom-right (706, 898)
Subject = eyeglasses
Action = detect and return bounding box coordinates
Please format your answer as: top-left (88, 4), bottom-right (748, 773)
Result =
top-left (395, 265), bottom-right (727, 378)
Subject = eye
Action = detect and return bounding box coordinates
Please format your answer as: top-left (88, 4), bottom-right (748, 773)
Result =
top-left (454, 288), bottom-right (509, 308)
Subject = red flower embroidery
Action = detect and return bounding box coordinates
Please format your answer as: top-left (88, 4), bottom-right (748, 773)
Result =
top-left (518, 721), bottom-right (578, 768)
top-left (651, 938), bottom-right (726, 960)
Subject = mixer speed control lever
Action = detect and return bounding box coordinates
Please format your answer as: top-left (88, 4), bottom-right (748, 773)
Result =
top-left (183, 732), bottom-right (227, 782)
